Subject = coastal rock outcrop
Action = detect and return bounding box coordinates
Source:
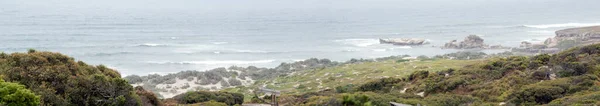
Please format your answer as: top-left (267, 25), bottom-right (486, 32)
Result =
top-left (512, 26), bottom-right (600, 54)
top-left (546, 26), bottom-right (600, 47)
top-left (443, 35), bottom-right (490, 49)
top-left (379, 38), bottom-right (428, 45)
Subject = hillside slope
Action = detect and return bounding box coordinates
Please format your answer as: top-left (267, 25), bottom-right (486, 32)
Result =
top-left (258, 43), bottom-right (600, 106)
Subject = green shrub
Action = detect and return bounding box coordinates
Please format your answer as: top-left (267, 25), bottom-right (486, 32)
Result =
top-left (342, 94), bottom-right (372, 106)
top-left (408, 70), bottom-right (429, 81)
top-left (548, 91), bottom-right (600, 105)
top-left (200, 100), bottom-right (227, 106)
top-left (423, 94), bottom-right (478, 106)
top-left (0, 79), bottom-right (41, 106)
top-left (335, 84), bottom-right (355, 93)
top-left (396, 59), bottom-right (410, 63)
top-left (173, 91), bottom-right (243, 105)
top-left (356, 78), bottom-right (403, 92)
top-left (0, 51), bottom-right (141, 106)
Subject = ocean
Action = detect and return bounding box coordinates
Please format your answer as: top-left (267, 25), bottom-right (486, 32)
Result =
top-left (2, 0), bottom-right (600, 76)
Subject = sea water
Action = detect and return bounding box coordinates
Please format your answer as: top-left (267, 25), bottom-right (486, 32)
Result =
top-left (1, 0), bottom-right (600, 75)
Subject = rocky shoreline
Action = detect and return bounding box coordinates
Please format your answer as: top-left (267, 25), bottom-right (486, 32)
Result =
top-left (124, 55), bottom-right (412, 98)
top-left (124, 25), bottom-right (600, 98)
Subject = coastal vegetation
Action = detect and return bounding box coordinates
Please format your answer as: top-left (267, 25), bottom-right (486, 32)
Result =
top-left (0, 50), bottom-right (154, 106)
top-left (0, 78), bottom-right (40, 106)
top-left (3, 26), bottom-right (600, 105)
top-left (243, 43), bottom-right (600, 105)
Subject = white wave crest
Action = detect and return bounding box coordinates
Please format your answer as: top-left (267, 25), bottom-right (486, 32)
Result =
top-left (211, 42), bottom-right (229, 45)
top-left (233, 50), bottom-right (271, 53)
top-left (146, 60), bottom-right (276, 65)
top-left (527, 30), bottom-right (555, 34)
top-left (334, 39), bottom-right (380, 47)
top-left (523, 23), bottom-right (600, 29)
top-left (391, 46), bottom-right (412, 49)
top-left (137, 43), bottom-right (168, 47)
top-left (372, 49), bottom-right (387, 52)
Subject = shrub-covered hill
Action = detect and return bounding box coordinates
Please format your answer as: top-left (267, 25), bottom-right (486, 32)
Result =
top-left (0, 50), bottom-right (156, 106)
top-left (246, 44), bottom-right (600, 106)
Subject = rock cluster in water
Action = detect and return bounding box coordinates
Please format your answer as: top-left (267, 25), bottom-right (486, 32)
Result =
top-left (379, 38), bottom-right (428, 45)
top-left (443, 35), bottom-right (498, 49)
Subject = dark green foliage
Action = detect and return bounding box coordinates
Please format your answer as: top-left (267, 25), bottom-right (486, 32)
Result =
top-left (548, 91), bottom-right (600, 105)
top-left (509, 75), bottom-right (598, 105)
top-left (173, 91), bottom-right (243, 105)
top-left (395, 59), bottom-right (410, 63)
top-left (342, 93), bottom-right (372, 106)
top-left (530, 54), bottom-right (551, 68)
top-left (303, 96), bottom-right (342, 106)
top-left (0, 79), bottom-right (41, 106)
top-left (424, 75), bottom-right (470, 94)
top-left (356, 78), bottom-right (403, 92)
top-left (135, 86), bottom-right (163, 106)
top-left (408, 70), bottom-right (429, 81)
top-left (0, 51), bottom-right (142, 106)
top-left (551, 44), bottom-right (600, 77)
top-left (335, 84), bottom-right (355, 93)
top-left (511, 85), bottom-right (565, 105)
top-left (199, 100), bottom-right (228, 106)
top-left (423, 94), bottom-right (478, 106)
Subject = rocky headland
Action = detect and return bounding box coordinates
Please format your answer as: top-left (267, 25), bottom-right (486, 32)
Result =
top-left (514, 26), bottom-right (600, 54)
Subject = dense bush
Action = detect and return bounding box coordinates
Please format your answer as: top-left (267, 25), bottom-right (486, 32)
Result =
top-left (335, 84), bottom-right (355, 93)
top-left (356, 78), bottom-right (404, 92)
top-left (0, 51), bottom-right (142, 106)
top-left (341, 93), bottom-right (372, 106)
top-left (0, 79), bottom-right (40, 106)
top-left (548, 91), bottom-right (600, 105)
top-left (198, 100), bottom-right (228, 106)
top-left (423, 94), bottom-right (478, 106)
top-left (509, 74), bottom-right (597, 105)
top-left (173, 91), bottom-right (243, 105)
top-left (135, 86), bottom-right (163, 106)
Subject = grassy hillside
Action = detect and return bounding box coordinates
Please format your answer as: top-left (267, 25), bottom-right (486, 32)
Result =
top-left (220, 58), bottom-right (483, 101)
top-left (237, 44), bottom-right (600, 106)
top-left (259, 59), bottom-right (482, 94)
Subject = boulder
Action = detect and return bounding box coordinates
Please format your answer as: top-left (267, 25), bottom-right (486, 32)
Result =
top-left (443, 35), bottom-right (489, 49)
top-left (379, 38), bottom-right (428, 45)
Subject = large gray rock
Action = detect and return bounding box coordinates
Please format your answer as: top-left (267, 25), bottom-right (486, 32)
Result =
top-left (379, 38), bottom-right (428, 45)
top-left (443, 35), bottom-right (489, 49)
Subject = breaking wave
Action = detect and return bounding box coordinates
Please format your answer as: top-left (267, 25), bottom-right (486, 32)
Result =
top-left (86, 51), bottom-right (134, 56)
top-left (146, 60), bottom-right (276, 65)
top-left (334, 39), bottom-right (380, 47)
top-left (522, 23), bottom-right (600, 29)
top-left (137, 43), bottom-right (169, 47)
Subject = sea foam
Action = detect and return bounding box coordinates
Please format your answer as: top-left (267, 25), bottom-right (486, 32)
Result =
top-left (334, 39), bottom-right (380, 47)
top-left (137, 43), bottom-right (168, 47)
top-left (146, 60), bottom-right (276, 65)
top-left (523, 23), bottom-right (600, 29)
